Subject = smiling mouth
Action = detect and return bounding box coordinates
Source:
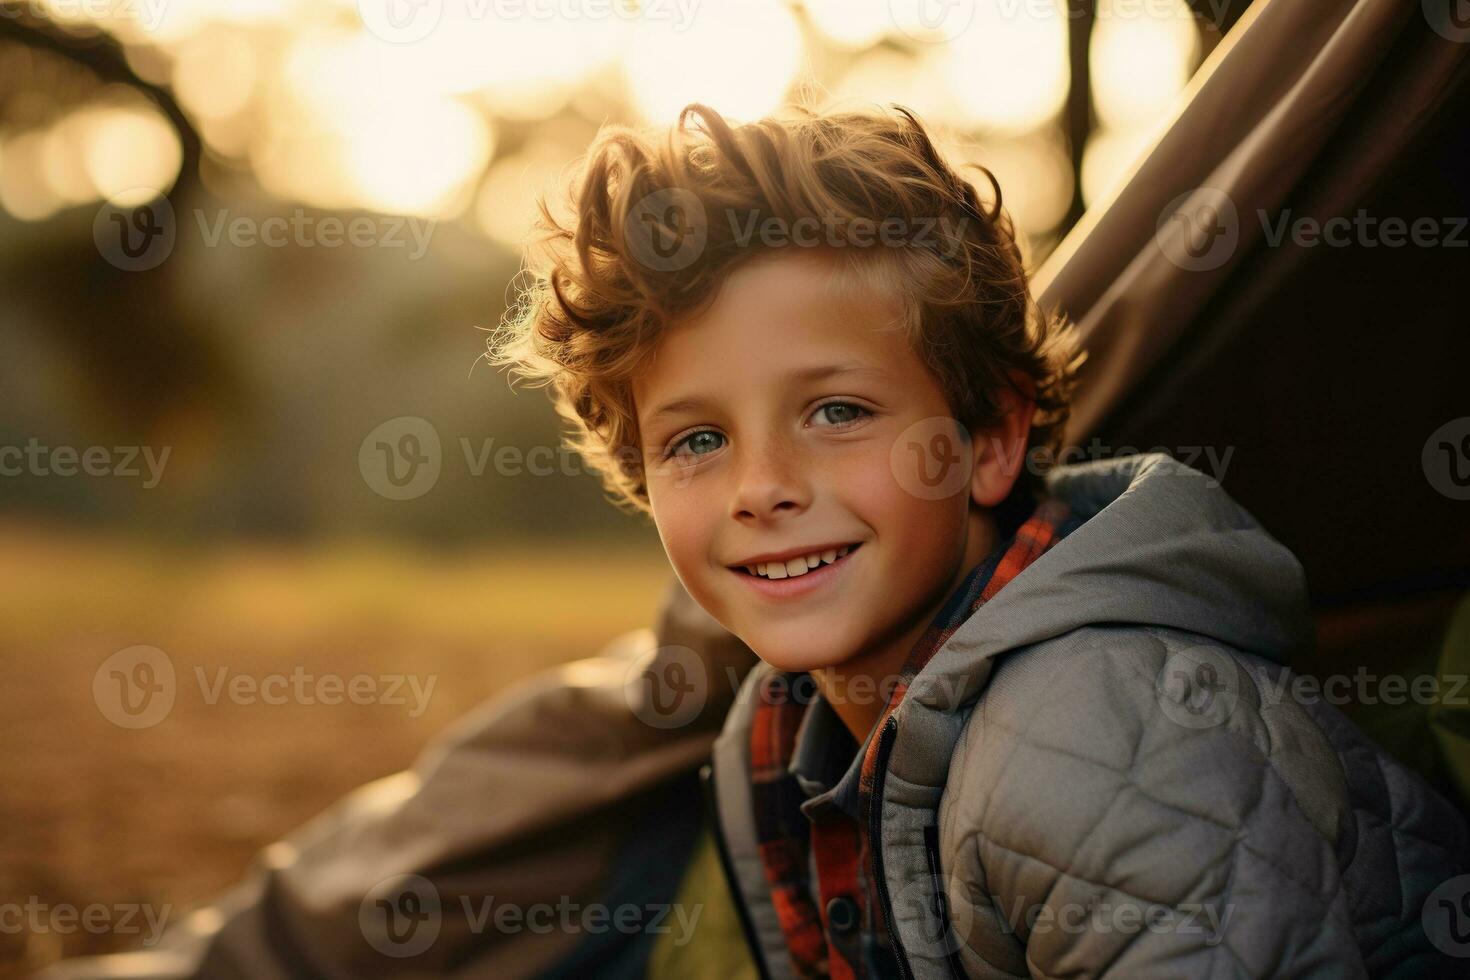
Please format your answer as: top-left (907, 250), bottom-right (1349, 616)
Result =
top-left (731, 543), bottom-right (862, 580)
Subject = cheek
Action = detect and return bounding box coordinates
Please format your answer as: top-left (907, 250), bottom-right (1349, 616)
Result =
top-left (842, 455), bottom-right (968, 568)
top-left (650, 486), bottom-right (721, 595)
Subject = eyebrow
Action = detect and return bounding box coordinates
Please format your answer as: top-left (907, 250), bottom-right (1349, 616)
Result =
top-left (643, 363), bottom-right (888, 424)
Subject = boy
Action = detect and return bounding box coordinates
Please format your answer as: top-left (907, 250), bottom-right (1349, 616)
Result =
top-left (490, 101), bottom-right (1470, 978)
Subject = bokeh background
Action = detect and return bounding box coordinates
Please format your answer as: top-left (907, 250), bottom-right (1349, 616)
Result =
top-left (0, 0), bottom-right (1248, 972)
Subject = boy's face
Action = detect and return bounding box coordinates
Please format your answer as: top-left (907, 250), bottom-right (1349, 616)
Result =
top-left (634, 248), bottom-right (1024, 677)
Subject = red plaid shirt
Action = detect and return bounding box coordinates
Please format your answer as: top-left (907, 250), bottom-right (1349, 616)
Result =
top-left (749, 495), bottom-right (1076, 979)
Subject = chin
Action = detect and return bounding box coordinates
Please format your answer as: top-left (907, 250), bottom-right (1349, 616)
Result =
top-left (738, 630), bottom-right (854, 675)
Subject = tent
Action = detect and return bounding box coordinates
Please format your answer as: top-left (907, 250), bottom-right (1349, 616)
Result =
top-left (1035, 0), bottom-right (1470, 804)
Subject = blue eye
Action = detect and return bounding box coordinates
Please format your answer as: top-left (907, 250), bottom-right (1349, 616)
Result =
top-left (662, 402), bottom-right (869, 461)
top-left (812, 401), bottom-right (870, 427)
top-left (670, 429), bottom-right (724, 459)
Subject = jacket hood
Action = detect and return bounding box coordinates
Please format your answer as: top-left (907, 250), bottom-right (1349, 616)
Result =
top-left (906, 451), bottom-right (1313, 714)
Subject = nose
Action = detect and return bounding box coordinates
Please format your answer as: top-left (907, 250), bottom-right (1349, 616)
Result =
top-left (729, 434), bottom-right (812, 523)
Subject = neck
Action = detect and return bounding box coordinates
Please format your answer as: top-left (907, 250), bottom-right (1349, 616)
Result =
top-left (811, 503), bottom-right (1000, 744)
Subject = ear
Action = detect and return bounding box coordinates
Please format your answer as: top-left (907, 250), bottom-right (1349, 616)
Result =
top-left (970, 373), bottom-right (1036, 507)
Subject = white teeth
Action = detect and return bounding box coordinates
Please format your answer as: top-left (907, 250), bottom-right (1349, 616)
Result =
top-left (746, 545), bottom-right (858, 579)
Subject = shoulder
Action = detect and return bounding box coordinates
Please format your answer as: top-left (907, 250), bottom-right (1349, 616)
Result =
top-left (936, 627), bottom-right (1359, 972)
top-left (943, 625), bottom-right (1348, 844)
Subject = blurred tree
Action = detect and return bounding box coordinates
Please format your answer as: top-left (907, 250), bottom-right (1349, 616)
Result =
top-left (0, 11), bottom-right (248, 439)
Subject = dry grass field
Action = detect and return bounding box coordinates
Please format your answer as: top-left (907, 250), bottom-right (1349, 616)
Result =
top-left (0, 522), bottom-right (673, 977)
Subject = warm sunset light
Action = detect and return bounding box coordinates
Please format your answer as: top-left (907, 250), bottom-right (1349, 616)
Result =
top-left (0, 0), bottom-right (1205, 246)
top-left (8, 2), bottom-right (1468, 977)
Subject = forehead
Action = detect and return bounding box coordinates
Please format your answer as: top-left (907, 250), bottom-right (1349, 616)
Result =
top-left (634, 249), bottom-right (908, 401)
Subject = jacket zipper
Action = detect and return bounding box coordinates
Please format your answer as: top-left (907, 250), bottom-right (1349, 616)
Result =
top-left (923, 823), bottom-right (969, 979)
top-left (869, 717), bottom-right (967, 980)
top-left (700, 762), bottom-right (773, 980)
top-left (868, 718), bottom-right (917, 980)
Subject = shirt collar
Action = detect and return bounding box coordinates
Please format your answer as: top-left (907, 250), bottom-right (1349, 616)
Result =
top-left (787, 686), bottom-right (871, 823)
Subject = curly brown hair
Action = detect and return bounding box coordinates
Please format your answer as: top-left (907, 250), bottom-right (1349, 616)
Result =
top-left (487, 101), bottom-right (1084, 518)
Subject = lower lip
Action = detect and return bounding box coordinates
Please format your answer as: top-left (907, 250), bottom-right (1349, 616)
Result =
top-left (731, 546), bottom-right (860, 602)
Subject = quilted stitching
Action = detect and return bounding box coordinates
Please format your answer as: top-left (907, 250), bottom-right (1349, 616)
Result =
top-left (940, 631), bottom-right (1389, 978)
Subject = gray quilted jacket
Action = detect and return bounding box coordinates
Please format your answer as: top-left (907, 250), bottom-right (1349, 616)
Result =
top-left (708, 452), bottom-right (1470, 979)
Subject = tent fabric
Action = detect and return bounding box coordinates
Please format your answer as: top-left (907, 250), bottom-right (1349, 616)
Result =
top-left (1034, 0), bottom-right (1470, 441)
top-left (1028, 0), bottom-right (1470, 809)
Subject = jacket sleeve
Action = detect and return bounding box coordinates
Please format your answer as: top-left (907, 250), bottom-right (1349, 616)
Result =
top-left (39, 578), bottom-right (758, 980)
top-left (937, 626), bottom-right (1464, 979)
